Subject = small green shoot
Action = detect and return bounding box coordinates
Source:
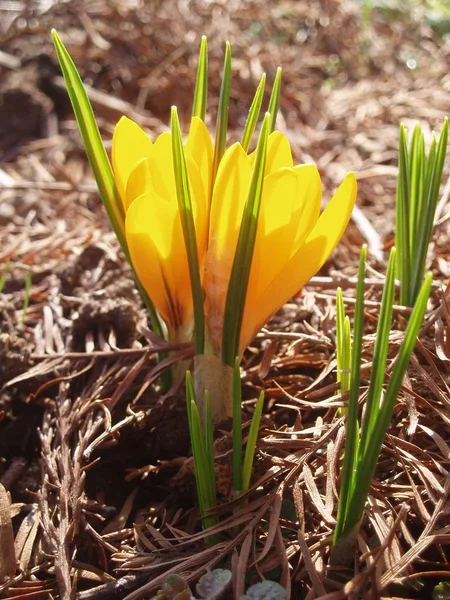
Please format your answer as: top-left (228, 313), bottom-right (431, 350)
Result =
top-left (185, 372), bottom-right (218, 530)
top-left (232, 356), bottom-right (265, 495)
top-left (333, 246), bottom-right (432, 560)
top-left (396, 118), bottom-right (448, 306)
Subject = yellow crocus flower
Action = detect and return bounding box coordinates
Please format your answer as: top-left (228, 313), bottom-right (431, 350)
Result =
top-left (111, 116), bottom-right (356, 353)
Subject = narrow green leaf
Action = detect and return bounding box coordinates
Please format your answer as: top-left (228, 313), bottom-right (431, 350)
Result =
top-left (192, 36), bottom-right (208, 121)
top-left (408, 125), bottom-right (423, 251)
top-left (204, 390), bottom-right (216, 509)
top-left (186, 372), bottom-right (218, 529)
top-left (359, 247), bottom-right (396, 456)
top-left (344, 273), bottom-right (432, 532)
top-left (51, 30), bottom-right (164, 344)
top-left (241, 73), bottom-right (266, 152)
top-left (336, 288), bottom-right (351, 416)
top-left (232, 357), bottom-right (243, 494)
top-left (334, 245), bottom-right (367, 544)
top-left (221, 113), bottom-right (270, 366)
top-left (242, 391), bottom-right (264, 492)
top-left (212, 41), bottom-right (231, 182)
top-left (51, 30), bottom-right (125, 248)
top-left (410, 119), bottom-right (448, 303)
top-left (396, 124), bottom-right (411, 306)
top-left (171, 107), bottom-right (205, 354)
top-left (267, 67), bottom-right (282, 133)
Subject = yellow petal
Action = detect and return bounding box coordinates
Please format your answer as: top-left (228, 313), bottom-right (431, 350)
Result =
top-left (112, 117), bottom-right (153, 206)
top-left (239, 172), bottom-right (357, 353)
top-left (151, 132), bottom-right (177, 202)
top-left (245, 164), bottom-right (322, 310)
top-left (265, 131), bottom-right (294, 172)
top-left (204, 143), bottom-right (252, 354)
top-left (249, 131), bottom-right (293, 171)
top-left (290, 164), bottom-right (322, 252)
top-left (186, 117), bottom-right (214, 203)
top-left (125, 191), bottom-right (192, 336)
top-left (125, 157), bottom-right (152, 211)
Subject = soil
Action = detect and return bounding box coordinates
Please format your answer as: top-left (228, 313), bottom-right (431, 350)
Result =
top-left (1, 1), bottom-right (450, 599)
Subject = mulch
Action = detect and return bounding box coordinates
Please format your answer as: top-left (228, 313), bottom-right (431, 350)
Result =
top-left (1, 0), bottom-right (450, 598)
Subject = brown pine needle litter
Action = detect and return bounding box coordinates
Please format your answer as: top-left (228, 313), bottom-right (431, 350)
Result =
top-left (1, 1), bottom-right (450, 599)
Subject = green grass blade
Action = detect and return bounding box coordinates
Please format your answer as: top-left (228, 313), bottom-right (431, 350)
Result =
top-left (192, 36), bottom-right (208, 121)
top-left (212, 42), bottom-right (231, 182)
top-left (344, 273), bottom-right (432, 533)
top-left (171, 107), bottom-right (205, 354)
top-left (51, 30), bottom-right (125, 248)
top-left (396, 124), bottom-right (411, 306)
top-left (334, 245), bottom-right (367, 544)
top-left (221, 113), bottom-right (270, 366)
top-left (232, 357), bottom-right (243, 495)
top-left (267, 67), bottom-right (282, 133)
top-left (359, 247), bottom-right (396, 456)
top-left (242, 391), bottom-right (264, 492)
top-left (241, 74), bottom-right (266, 153)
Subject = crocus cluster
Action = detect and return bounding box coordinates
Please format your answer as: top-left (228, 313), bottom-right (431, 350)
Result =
top-left (112, 116), bottom-right (356, 358)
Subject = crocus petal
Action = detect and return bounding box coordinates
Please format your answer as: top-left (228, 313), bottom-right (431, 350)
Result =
top-left (112, 117), bottom-right (153, 205)
top-left (265, 131), bottom-right (294, 172)
top-left (204, 143), bottom-right (252, 353)
top-left (125, 191), bottom-right (191, 337)
top-left (239, 172), bottom-right (357, 353)
top-left (249, 131), bottom-right (293, 171)
top-left (245, 164), bottom-right (322, 309)
top-left (186, 117), bottom-right (214, 203)
top-left (125, 157), bottom-right (152, 211)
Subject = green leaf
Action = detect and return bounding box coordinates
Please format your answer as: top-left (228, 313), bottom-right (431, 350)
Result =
top-left (51, 29), bottom-right (164, 344)
top-left (396, 124), bottom-right (411, 306)
top-left (171, 107), bottom-right (205, 355)
top-left (192, 36), bottom-right (208, 121)
top-left (359, 247), bottom-right (396, 456)
top-left (242, 391), bottom-right (264, 492)
top-left (267, 67), bottom-right (282, 133)
top-left (334, 245), bottom-right (367, 544)
top-left (336, 287), bottom-right (352, 415)
top-left (241, 74), bottom-right (266, 152)
top-left (221, 113), bottom-right (270, 365)
top-left (410, 118), bottom-right (448, 303)
top-left (51, 30), bottom-right (125, 248)
top-left (232, 357), bottom-right (243, 494)
top-left (185, 372), bottom-right (218, 529)
top-left (396, 118), bottom-right (448, 306)
top-left (212, 41), bottom-right (231, 183)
